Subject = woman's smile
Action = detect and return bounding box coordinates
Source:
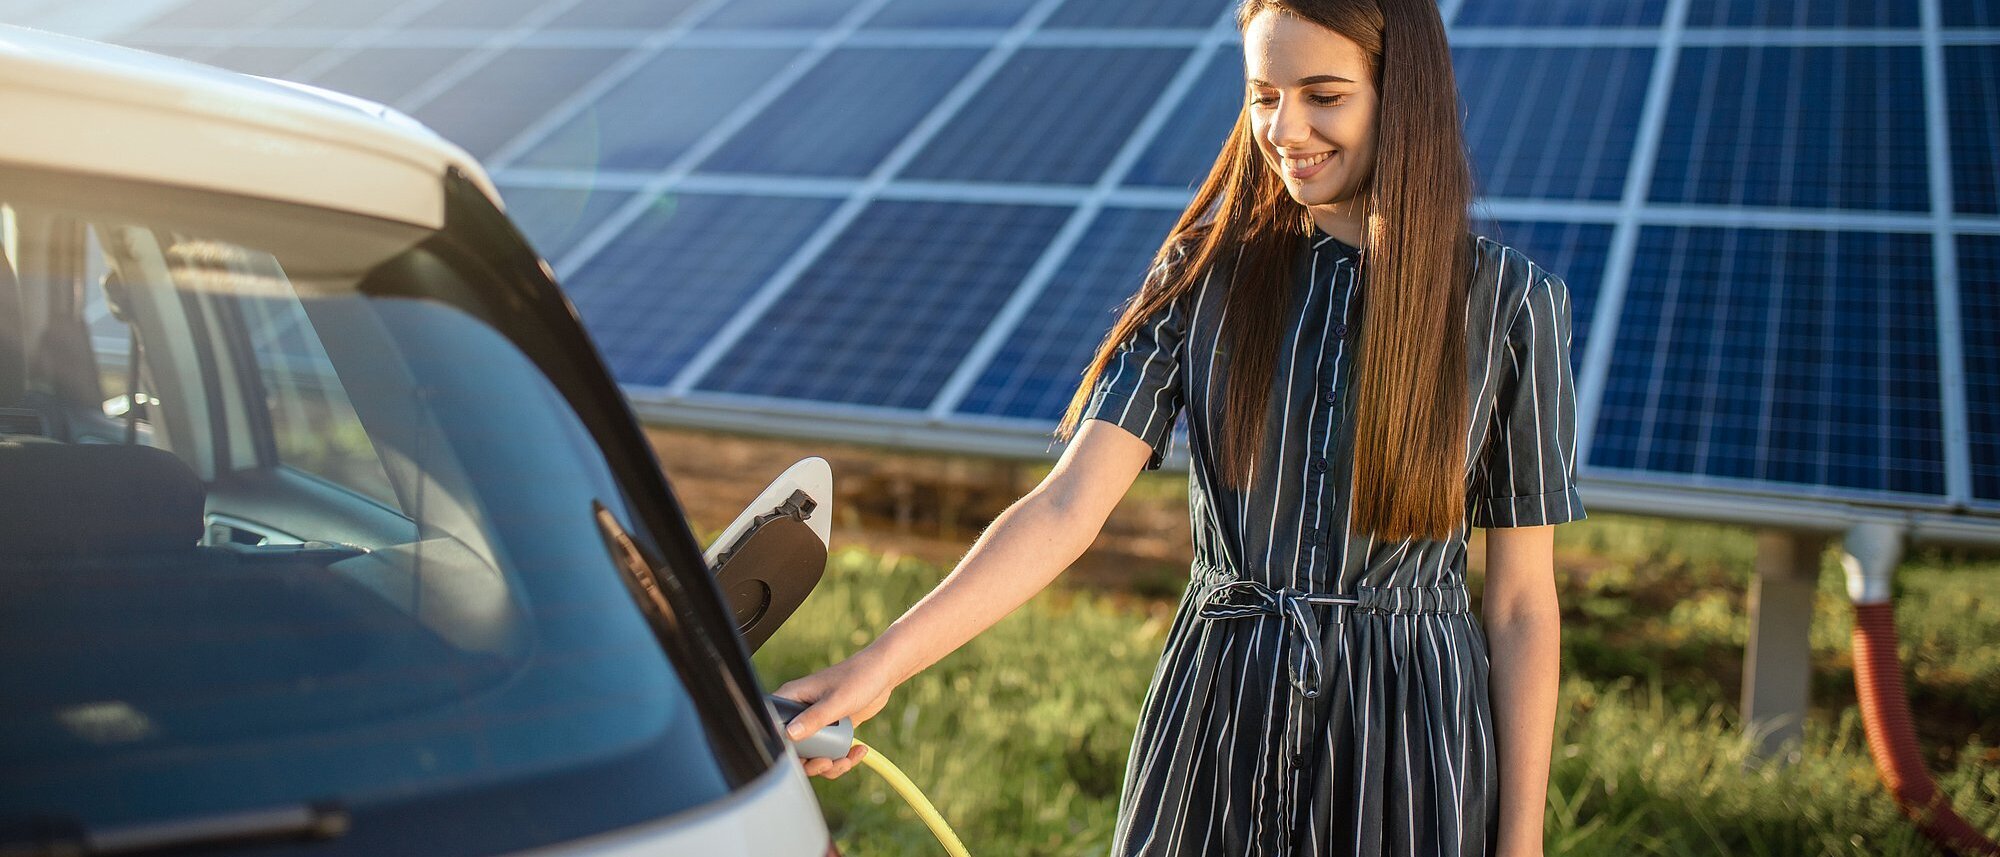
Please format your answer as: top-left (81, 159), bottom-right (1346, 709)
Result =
top-left (1283, 149), bottom-right (1336, 179)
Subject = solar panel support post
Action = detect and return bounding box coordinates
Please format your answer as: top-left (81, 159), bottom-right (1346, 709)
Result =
top-left (1740, 529), bottom-right (1826, 761)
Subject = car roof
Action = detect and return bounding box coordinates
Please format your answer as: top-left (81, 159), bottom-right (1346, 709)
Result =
top-left (0, 23), bottom-right (502, 229)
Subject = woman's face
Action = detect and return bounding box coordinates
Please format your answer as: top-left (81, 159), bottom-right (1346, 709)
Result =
top-left (1243, 8), bottom-right (1379, 210)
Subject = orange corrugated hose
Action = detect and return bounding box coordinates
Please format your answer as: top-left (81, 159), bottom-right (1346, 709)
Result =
top-left (1851, 602), bottom-right (1999, 856)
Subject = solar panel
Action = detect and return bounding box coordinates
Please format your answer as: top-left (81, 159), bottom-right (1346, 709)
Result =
top-left (1943, 0), bottom-right (1998, 27)
top-left (136, 0), bottom-right (271, 30)
top-left (899, 47), bottom-right (1192, 185)
top-left (513, 47), bottom-right (800, 171)
top-left (697, 0), bottom-right (872, 30)
top-left (408, 47), bottom-right (629, 161)
top-left (1042, 0), bottom-right (1226, 29)
top-left (266, 0), bottom-right (404, 29)
top-left (1123, 50), bottom-right (1241, 190)
top-left (1452, 0), bottom-right (1666, 27)
top-left (1960, 234), bottom-right (2000, 506)
top-left (1683, 0), bottom-right (1918, 27)
top-left (405, 0), bottom-right (548, 29)
top-left (957, 206), bottom-right (1184, 421)
top-left (694, 200), bottom-right (1072, 409)
top-left (1453, 47), bottom-right (1654, 202)
top-left (698, 48), bottom-right (984, 178)
top-left (563, 194), bottom-right (845, 386)
top-left (10, 0), bottom-right (1996, 525)
top-left (549, 0), bottom-right (704, 30)
top-left (863, 0), bottom-right (1039, 29)
top-left (1947, 45), bottom-right (2000, 216)
top-left (496, 184), bottom-right (638, 263)
top-left (1593, 226), bottom-right (1944, 499)
top-left (1649, 46), bottom-right (1930, 212)
top-left (306, 48), bottom-right (474, 106)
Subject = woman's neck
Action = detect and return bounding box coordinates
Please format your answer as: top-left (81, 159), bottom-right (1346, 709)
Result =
top-left (1307, 200), bottom-right (1366, 249)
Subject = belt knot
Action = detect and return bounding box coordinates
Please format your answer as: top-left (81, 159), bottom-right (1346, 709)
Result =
top-left (1190, 562), bottom-right (1472, 699)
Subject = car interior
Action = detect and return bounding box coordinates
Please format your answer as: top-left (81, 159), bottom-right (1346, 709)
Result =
top-left (0, 174), bottom-right (742, 842)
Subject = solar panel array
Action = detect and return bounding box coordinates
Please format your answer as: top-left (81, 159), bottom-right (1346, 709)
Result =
top-left (12, 0), bottom-right (2000, 519)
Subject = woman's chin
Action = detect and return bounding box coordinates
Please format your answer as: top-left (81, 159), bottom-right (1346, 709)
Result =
top-left (1284, 181), bottom-right (1353, 208)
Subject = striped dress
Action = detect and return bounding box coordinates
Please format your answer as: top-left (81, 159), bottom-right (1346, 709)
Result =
top-left (1082, 226), bottom-right (1586, 857)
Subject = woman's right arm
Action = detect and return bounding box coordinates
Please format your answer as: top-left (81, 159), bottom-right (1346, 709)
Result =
top-left (774, 419), bottom-right (1157, 778)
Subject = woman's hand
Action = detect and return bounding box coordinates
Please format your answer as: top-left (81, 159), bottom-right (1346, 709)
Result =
top-left (772, 646), bottom-right (903, 779)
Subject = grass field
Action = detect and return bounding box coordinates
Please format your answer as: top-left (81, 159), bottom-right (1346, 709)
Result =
top-left (747, 512), bottom-right (2000, 856)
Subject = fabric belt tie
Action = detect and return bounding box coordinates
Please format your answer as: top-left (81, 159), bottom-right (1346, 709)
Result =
top-left (1192, 569), bottom-right (1473, 700)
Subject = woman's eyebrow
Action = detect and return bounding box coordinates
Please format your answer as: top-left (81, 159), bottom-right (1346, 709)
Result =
top-left (1246, 74), bottom-right (1356, 86)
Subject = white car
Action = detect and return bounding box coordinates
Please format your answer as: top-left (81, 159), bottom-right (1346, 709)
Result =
top-left (0, 24), bottom-right (836, 856)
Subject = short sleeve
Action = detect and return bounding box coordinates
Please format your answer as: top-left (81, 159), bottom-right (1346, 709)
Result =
top-left (1082, 292), bottom-right (1189, 471)
top-left (1470, 273), bottom-right (1586, 527)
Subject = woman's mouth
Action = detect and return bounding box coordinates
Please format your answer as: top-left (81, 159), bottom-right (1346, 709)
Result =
top-left (1284, 151), bottom-right (1334, 180)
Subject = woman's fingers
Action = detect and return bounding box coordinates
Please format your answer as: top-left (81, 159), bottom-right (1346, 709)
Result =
top-left (822, 745), bottom-right (868, 779)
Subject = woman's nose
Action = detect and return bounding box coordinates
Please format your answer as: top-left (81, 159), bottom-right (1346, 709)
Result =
top-left (1265, 96), bottom-right (1311, 149)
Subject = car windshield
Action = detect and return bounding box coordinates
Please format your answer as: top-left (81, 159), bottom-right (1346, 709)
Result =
top-left (0, 174), bottom-right (734, 852)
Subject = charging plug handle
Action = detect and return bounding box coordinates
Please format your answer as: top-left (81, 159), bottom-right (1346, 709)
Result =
top-left (768, 694), bottom-right (855, 760)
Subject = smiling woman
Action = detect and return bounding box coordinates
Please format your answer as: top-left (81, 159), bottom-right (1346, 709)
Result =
top-left (772, 3), bottom-right (1584, 857)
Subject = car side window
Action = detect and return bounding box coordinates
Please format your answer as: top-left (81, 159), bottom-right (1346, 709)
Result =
top-left (222, 258), bottom-right (400, 508)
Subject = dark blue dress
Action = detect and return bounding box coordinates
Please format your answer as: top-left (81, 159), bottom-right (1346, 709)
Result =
top-left (1082, 227), bottom-right (1586, 856)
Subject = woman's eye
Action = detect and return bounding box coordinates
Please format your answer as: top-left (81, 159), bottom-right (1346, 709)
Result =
top-left (1311, 94), bottom-right (1345, 106)
top-left (1251, 95), bottom-right (1277, 106)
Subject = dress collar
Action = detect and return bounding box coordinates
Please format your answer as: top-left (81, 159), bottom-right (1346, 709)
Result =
top-left (1308, 224), bottom-right (1362, 260)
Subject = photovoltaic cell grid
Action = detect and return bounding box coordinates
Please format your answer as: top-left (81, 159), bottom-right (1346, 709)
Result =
top-left (898, 47), bottom-right (1195, 186)
top-left (958, 207), bottom-right (1186, 422)
top-left (1683, 0), bottom-right (1917, 27)
top-left (1452, 47), bottom-right (1654, 202)
top-left (559, 193), bottom-right (846, 387)
top-left (516, 47), bottom-right (802, 172)
top-left (1453, 0), bottom-right (1665, 27)
top-left (1947, 45), bottom-right (2000, 216)
top-left (1961, 235), bottom-right (2000, 506)
top-left (1649, 46), bottom-right (1930, 212)
top-left (1593, 227), bottom-right (1946, 499)
top-left (13, 0), bottom-right (1994, 513)
top-left (698, 48), bottom-right (985, 178)
top-left (698, 200), bottom-right (1074, 410)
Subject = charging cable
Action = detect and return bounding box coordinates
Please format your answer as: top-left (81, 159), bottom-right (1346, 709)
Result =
top-left (769, 695), bottom-right (969, 856)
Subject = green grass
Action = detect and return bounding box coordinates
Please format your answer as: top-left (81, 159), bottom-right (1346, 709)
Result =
top-left (751, 516), bottom-right (2000, 856)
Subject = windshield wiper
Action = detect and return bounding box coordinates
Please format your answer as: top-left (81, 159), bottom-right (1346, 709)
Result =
top-left (4, 801), bottom-right (348, 855)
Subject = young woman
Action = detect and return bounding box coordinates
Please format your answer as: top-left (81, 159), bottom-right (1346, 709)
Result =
top-left (775, 0), bottom-right (1584, 854)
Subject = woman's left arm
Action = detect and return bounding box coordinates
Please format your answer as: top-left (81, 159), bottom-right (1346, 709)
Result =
top-left (1483, 523), bottom-right (1561, 857)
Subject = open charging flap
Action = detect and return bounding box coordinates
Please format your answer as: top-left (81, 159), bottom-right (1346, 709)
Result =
top-left (705, 457), bottom-right (832, 652)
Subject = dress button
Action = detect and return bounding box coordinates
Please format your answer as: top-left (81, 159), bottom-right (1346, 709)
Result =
top-left (1291, 751), bottom-right (1310, 768)
top-left (1309, 457), bottom-right (1328, 473)
top-left (1332, 322), bottom-right (1349, 338)
top-left (1323, 387), bottom-right (1338, 405)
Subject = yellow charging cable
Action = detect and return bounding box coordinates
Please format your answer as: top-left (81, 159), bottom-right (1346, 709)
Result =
top-left (852, 741), bottom-right (970, 857)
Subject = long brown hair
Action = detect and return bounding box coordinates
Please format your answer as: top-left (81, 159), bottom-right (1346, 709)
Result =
top-left (1055, 0), bottom-right (1473, 542)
